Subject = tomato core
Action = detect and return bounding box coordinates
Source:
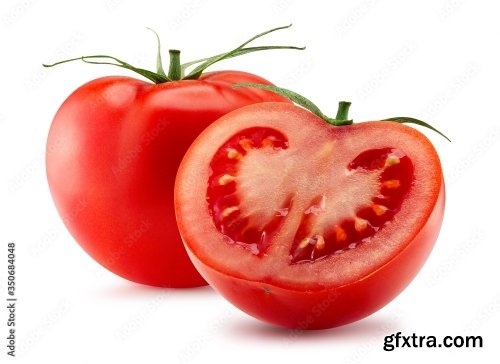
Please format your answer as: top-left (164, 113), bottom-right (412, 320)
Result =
top-left (207, 127), bottom-right (414, 264)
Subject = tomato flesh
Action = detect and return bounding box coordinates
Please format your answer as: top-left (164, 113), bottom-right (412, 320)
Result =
top-left (208, 127), bottom-right (416, 266)
top-left (175, 102), bottom-right (444, 328)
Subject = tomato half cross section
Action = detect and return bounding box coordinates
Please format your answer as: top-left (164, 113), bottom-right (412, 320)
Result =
top-left (45, 26), bottom-right (303, 287)
top-left (175, 101), bottom-right (445, 328)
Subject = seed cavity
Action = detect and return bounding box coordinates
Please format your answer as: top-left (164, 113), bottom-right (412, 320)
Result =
top-left (207, 127), bottom-right (290, 256)
top-left (211, 140), bottom-right (415, 263)
top-left (290, 148), bottom-right (414, 264)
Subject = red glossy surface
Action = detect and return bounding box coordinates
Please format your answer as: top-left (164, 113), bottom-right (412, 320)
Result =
top-left (46, 72), bottom-right (289, 287)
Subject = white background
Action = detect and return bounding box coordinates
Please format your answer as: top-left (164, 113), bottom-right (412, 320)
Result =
top-left (1, 0), bottom-right (499, 363)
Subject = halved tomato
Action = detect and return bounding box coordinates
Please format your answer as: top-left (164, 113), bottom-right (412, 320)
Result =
top-left (175, 102), bottom-right (445, 329)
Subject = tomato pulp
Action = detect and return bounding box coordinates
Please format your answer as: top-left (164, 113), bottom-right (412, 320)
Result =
top-left (46, 72), bottom-right (289, 287)
top-left (175, 102), bottom-right (445, 328)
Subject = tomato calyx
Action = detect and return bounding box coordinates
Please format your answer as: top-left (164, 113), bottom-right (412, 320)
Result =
top-left (42, 25), bottom-right (305, 84)
top-left (233, 83), bottom-right (451, 141)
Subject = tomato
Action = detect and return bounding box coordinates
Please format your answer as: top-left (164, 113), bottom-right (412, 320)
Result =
top-left (46, 72), bottom-right (291, 287)
top-left (175, 101), bottom-right (445, 328)
top-left (45, 26), bottom-right (303, 287)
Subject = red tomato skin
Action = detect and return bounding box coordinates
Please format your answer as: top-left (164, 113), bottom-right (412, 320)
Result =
top-left (46, 72), bottom-right (289, 287)
top-left (186, 183), bottom-right (444, 328)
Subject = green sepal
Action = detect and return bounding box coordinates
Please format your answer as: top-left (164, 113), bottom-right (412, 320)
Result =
top-left (43, 25), bottom-right (304, 84)
top-left (233, 83), bottom-right (352, 126)
top-left (43, 55), bottom-right (170, 83)
top-left (183, 24), bottom-right (305, 80)
top-left (383, 117), bottom-right (451, 142)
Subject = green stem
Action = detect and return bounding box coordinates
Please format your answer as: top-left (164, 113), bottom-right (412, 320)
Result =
top-left (233, 82), bottom-right (450, 141)
top-left (167, 49), bottom-right (182, 81)
top-left (335, 102), bottom-right (351, 121)
top-left (182, 24), bottom-right (305, 80)
top-left (325, 101), bottom-right (352, 126)
top-left (42, 25), bottom-right (304, 84)
top-left (233, 83), bottom-right (353, 126)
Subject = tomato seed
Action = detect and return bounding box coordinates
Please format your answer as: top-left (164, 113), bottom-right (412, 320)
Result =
top-left (227, 148), bottom-right (242, 160)
top-left (218, 174), bottom-right (236, 185)
top-left (382, 179), bottom-right (401, 189)
top-left (372, 204), bottom-right (388, 216)
top-left (354, 217), bottom-right (368, 232)
top-left (384, 155), bottom-right (400, 168)
top-left (222, 206), bottom-right (239, 217)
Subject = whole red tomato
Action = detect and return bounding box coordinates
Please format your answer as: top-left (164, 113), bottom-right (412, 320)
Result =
top-left (175, 86), bottom-right (446, 328)
top-left (45, 26), bottom-right (302, 287)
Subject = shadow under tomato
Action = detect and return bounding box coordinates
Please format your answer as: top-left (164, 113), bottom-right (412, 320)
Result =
top-left (225, 312), bottom-right (403, 342)
top-left (96, 280), bottom-right (215, 300)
